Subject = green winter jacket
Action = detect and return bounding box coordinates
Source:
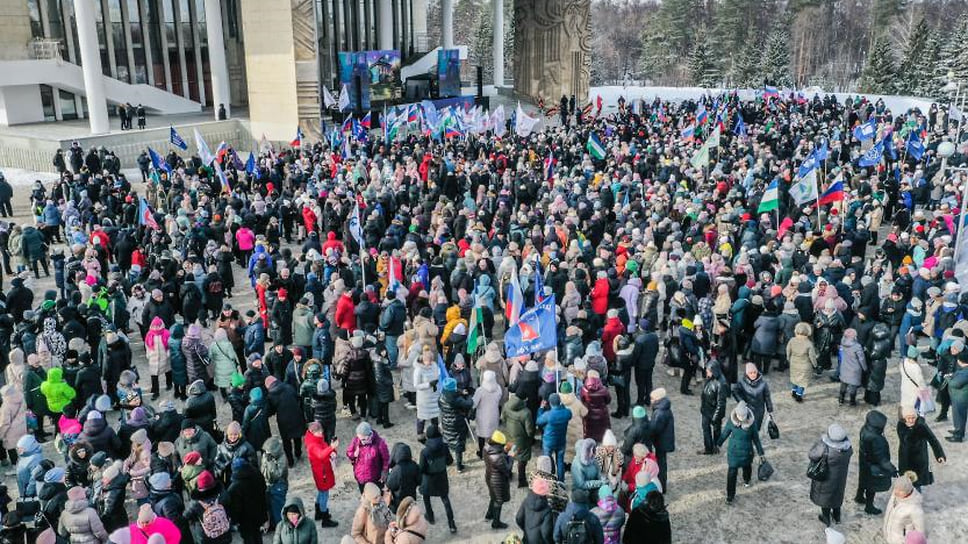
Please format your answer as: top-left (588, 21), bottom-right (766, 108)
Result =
top-left (272, 497), bottom-right (317, 544)
top-left (40, 367), bottom-right (76, 414)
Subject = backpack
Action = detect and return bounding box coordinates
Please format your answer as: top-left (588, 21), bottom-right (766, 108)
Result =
top-left (199, 500), bottom-right (231, 539)
top-left (563, 514), bottom-right (589, 544)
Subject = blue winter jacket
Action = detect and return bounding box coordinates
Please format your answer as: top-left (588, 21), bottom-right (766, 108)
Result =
top-left (536, 404), bottom-right (572, 450)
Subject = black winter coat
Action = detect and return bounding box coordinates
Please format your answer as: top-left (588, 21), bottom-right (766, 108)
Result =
top-left (80, 417), bottom-right (122, 458)
top-left (96, 473), bottom-right (130, 531)
top-left (438, 390), bottom-right (472, 451)
top-left (623, 501), bottom-right (671, 544)
top-left (857, 411), bottom-right (895, 492)
top-left (150, 489), bottom-right (191, 543)
top-left (372, 359), bottom-right (395, 403)
top-left (151, 410), bottom-right (185, 444)
top-left (866, 324), bottom-right (892, 393)
top-left (386, 443), bottom-right (420, 511)
top-left (483, 442), bottom-right (511, 503)
top-left (418, 435), bottom-right (452, 497)
top-left (649, 397), bottom-right (675, 453)
top-left (700, 374), bottom-right (728, 421)
top-left (342, 349), bottom-right (372, 395)
top-left (267, 381), bottom-right (306, 439)
top-left (897, 416), bottom-right (945, 487)
top-left (731, 375), bottom-right (773, 428)
top-left (184, 389), bottom-right (218, 437)
top-left (220, 462), bottom-right (268, 530)
top-left (74, 365), bottom-right (104, 405)
top-left (621, 414), bottom-right (652, 457)
top-left (515, 490), bottom-right (555, 544)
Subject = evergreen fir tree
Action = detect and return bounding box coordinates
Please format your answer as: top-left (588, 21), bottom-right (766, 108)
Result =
top-left (896, 18), bottom-right (934, 96)
top-left (471, 5), bottom-right (493, 81)
top-left (639, 0), bottom-right (701, 83)
top-left (689, 28), bottom-right (718, 87)
top-left (733, 34), bottom-right (763, 87)
top-left (934, 15), bottom-right (968, 103)
top-left (761, 22), bottom-right (792, 87)
top-left (860, 35), bottom-right (897, 94)
top-left (713, 0), bottom-right (754, 79)
top-left (915, 29), bottom-right (942, 98)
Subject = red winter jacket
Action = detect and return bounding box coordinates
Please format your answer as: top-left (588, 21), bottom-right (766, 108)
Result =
top-left (591, 278), bottom-right (610, 316)
top-left (305, 430), bottom-right (337, 491)
top-left (601, 317), bottom-right (625, 363)
top-left (335, 293), bottom-right (356, 333)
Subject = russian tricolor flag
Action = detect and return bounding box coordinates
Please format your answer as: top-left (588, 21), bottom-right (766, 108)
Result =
top-left (360, 111), bottom-right (372, 129)
top-left (817, 179), bottom-right (845, 206)
top-left (763, 85), bottom-right (779, 99)
top-left (695, 105), bottom-right (708, 125)
top-left (544, 156), bottom-right (556, 180)
top-left (290, 127), bottom-right (303, 148)
top-left (681, 123), bottom-right (696, 141)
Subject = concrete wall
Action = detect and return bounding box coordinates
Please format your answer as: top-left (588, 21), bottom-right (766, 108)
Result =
top-left (0, 1), bottom-right (32, 61)
top-left (0, 85), bottom-right (45, 125)
top-left (0, 119), bottom-right (252, 172)
top-left (240, 0), bottom-right (298, 142)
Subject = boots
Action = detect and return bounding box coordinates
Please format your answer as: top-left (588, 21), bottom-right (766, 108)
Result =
top-left (448, 518), bottom-right (457, 534)
top-left (319, 512), bottom-right (339, 528)
top-left (315, 504), bottom-right (323, 520)
top-left (849, 390), bottom-right (857, 406)
top-left (838, 384), bottom-right (846, 405)
top-left (150, 375), bottom-right (160, 400)
top-left (832, 508), bottom-right (842, 523)
top-left (165, 371), bottom-right (173, 391)
top-left (818, 509), bottom-right (831, 527)
top-left (490, 503), bottom-right (507, 530)
top-left (517, 460), bottom-right (529, 488)
top-left (425, 509), bottom-right (435, 525)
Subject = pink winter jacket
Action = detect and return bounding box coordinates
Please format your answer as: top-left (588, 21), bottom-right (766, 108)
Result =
top-left (346, 432), bottom-right (390, 485)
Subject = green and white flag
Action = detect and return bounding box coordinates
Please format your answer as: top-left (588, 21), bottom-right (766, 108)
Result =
top-left (706, 126), bottom-right (721, 148)
top-left (586, 132), bottom-right (607, 160)
top-left (689, 142), bottom-right (710, 169)
top-left (467, 301), bottom-right (483, 354)
top-left (758, 179), bottom-right (780, 213)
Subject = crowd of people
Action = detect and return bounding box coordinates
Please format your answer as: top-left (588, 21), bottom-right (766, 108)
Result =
top-left (0, 88), bottom-right (963, 544)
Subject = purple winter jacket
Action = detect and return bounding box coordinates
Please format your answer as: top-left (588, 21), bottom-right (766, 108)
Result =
top-left (346, 431), bottom-right (390, 484)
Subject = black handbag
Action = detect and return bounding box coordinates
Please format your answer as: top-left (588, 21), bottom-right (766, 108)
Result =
top-left (757, 458), bottom-right (775, 481)
top-left (767, 418), bottom-right (780, 440)
top-left (806, 445), bottom-right (830, 481)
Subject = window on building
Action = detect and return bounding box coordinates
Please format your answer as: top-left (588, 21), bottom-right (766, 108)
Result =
top-left (145, 0), bottom-right (166, 87)
top-left (59, 90), bottom-right (79, 120)
top-left (27, 0), bottom-right (43, 39)
top-left (40, 85), bottom-right (56, 121)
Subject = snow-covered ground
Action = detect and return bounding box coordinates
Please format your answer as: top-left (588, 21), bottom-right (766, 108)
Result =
top-left (0, 167), bottom-right (144, 186)
top-left (590, 85), bottom-right (936, 115)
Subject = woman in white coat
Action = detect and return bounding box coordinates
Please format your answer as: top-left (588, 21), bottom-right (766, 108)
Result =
top-left (473, 370), bottom-right (503, 459)
top-left (413, 347), bottom-right (441, 439)
top-left (883, 472), bottom-right (925, 544)
top-left (899, 346), bottom-right (926, 413)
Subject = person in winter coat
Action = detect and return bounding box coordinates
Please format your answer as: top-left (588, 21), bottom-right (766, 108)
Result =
top-left (882, 473), bottom-right (925, 544)
top-left (370, 347), bottom-right (395, 429)
top-left (413, 347), bottom-right (441, 438)
top-left (717, 402), bottom-right (764, 504)
top-left (572, 437), bottom-right (606, 498)
top-left (0, 385), bottom-right (26, 462)
top-left (58, 485), bottom-right (109, 544)
top-left (38, 466), bottom-right (69, 530)
top-left (80, 410), bottom-right (122, 459)
top-left (184, 379), bottom-right (218, 439)
top-left (699, 361), bottom-right (728, 454)
top-left (212, 421), bottom-right (257, 485)
top-left (347, 422), bottom-right (390, 492)
top-left (623, 490), bottom-right (671, 544)
top-left (591, 271), bottom-right (610, 318)
top-left (344, 333), bottom-right (373, 418)
top-left (181, 324), bottom-right (209, 387)
top-left (222, 457), bottom-right (269, 544)
top-left (24, 354), bottom-right (51, 440)
top-left (417, 423), bottom-right (455, 532)
top-left (473, 369), bottom-right (503, 457)
top-left (305, 422), bottom-right (339, 527)
top-left (265, 375), bottom-right (306, 466)
top-left (553, 487), bottom-right (605, 544)
top-left (621, 404), bottom-right (651, 459)
top-left (15, 434), bottom-right (44, 498)
top-left (515, 476), bottom-right (554, 544)
top-left (731, 363), bottom-right (774, 432)
top-left (897, 406), bottom-right (946, 489)
top-left (147, 471), bottom-right (190, 542)
top-left (210, 328), bottom-right (240, 400)
top-left (751, 308), bottom-right (782, 373)
top-left (581, 369), bottom-right (612, 443)
top-left (558, 381), bottom-right (588, 464)
top-left (814, 300), bottom-right (845, 373)
top-left (273, 497), bottom-right (318, 544)
top-left (502, 391), bottom-right (535, 489)
top-left (168, 324), bottom-right (189, 400)
top-left (536, 393), bottom-right (572, 482)
top-left (386, 443), bottom-right (420, 512)
top-left (183, 470), bottom-right (231, 544)
top-left (854, 410), bottom-right (896, 515)
top-left (808, 423), bottom-right (854, 527)
top-left (143, 317), bottom-right (172, 400)
top-left (483, 430), bottom-right (513, 529)
top-left (900, 346), bottom-right (926, 412)
top-left (262, 436), bottom-right (289, 528)
top-left (437, 378), bottom-right (472, 471)
top-left (591, 484), bottom-right (625, 544)
top-left (174, 422), bottom-right (218, 470)
top-left (786, 322), bottom-right (818, 402)
top-left (96, 461), bottom-right (130, 531)
top-left (947, 354), bottom-right (968, 442)
top-left (41, 367), bottom-right (77, 418)
top-left (128, 503), bottom-right (181, 544)
top-left (123, 430), bottom-right (153, 503)
top-left (648, 388), bottom-right (675, 492)
top-left (838, 328), bottom-right (867, 405)
top-left (312, 378), bottom-right (338, 441)
top-left (242, 386), bottom-right (271, 451)
top-left (351, 482), bottom-right (393, 544)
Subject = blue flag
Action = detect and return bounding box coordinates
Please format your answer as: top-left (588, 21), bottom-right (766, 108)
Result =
top-left (857, 140), bottom-right (884, 167)
top-left (437, 353), bottom-right (451, 381)
top-left (883, 132), bottom-right (897, 160)
top-left (170, 126), bottom-right (187, 150)
top-left (148, 147), bottom-right (170, 173)
top-left (815, 139), bottom-right (829, 162)
top-left (797, 150), bottom-right (820, 179)
top-left (906, 131), bottom-right (925, 160)
top-left (533, 259), bottom-right (545, 306)
top-left (504, 294), bottom-right (558, 357)
top-left (853, 118), bottom-right (877, 141)
top-left (733, 113), bottom-right (746, 136)
top-left (245, 152), bottom-right (256, 176)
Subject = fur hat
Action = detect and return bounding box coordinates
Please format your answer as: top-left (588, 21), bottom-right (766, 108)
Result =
top-left (356, 421), bottom-right (373, 437)
top-left (649, 387), bottom-right (666, 402)
top-left (130, 429), bottom-right (148, 445)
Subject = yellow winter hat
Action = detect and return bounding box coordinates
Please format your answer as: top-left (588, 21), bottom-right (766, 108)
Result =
top-left (490, 430), bottom-right (507, 445)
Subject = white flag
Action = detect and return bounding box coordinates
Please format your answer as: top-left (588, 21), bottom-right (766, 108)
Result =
top-left (491, 105), bottom-right (506, 137)
top-left (789, 168), bottom-right (819, 205)
top-left (194, 127), bottom-right (215, 166)
top-left (338, 84), bottom-right (351, 112)
top-left (706, 126), bottom-right (721, 148)
top-left (515, 102), bottom-right (540, 138)
top-left (322, 86), bottom-right (337, 109)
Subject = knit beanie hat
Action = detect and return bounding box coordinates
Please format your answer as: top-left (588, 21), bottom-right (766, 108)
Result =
top-left (196, 470), bottom-right (216, 492)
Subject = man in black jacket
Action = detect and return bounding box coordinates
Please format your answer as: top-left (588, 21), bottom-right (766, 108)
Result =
top-left (379, 290), bottom-right (406, 369)
top-left (699, 361), bottom-right (729, 455)
top-left (632, 320), bottom-right (659, 406)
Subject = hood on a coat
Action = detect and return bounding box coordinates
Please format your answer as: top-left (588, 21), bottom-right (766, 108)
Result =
top-left (864, 410), bottom-right (887, 434)
top-left (46, 367), bottom-right (64, 383)
top-left (390, 442), bottom-right (413, 467)
top-left (575, 438), bottom-right (596, 466)
top-left (188, 379), bottom-right (206, 396)
top-left (281, 496), bottom-right (307, 519)
top-left (263, 436), bottom-right (284, 459)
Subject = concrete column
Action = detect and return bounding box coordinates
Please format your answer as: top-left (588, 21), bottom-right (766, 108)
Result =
top-left (492, 0), bottom-right (503, 86)
top-left (378, 0), bottom-right (392, 50)
top-left (100, 0), bottom-right (119, 78)
top-left (204, 0), bottom-right (230, 116)
top-left (73, 0), bottom-right (110, 133)
top-left (441, 0), bottom-right (453, 49)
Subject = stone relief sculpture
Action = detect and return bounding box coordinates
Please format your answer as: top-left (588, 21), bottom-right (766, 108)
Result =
top-left (513, 0), bottom-right (590, 105)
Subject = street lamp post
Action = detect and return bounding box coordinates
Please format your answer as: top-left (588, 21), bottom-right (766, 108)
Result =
top-left (938, 140), bottom-right (968, 263)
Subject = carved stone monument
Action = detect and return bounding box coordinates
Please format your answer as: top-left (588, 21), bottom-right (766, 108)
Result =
top-left (513, 0), bottom-right (591, 104)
